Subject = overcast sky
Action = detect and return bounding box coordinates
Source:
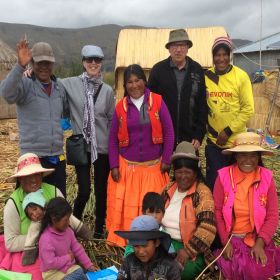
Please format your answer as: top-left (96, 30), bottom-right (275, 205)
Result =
top-left (1, 0), bottom-right (278, 41)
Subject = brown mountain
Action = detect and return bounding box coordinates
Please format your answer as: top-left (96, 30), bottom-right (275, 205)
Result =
top-left (0, 22), bottom-right (124, 71)
top-left (0, 22), bottom-right (251, 72)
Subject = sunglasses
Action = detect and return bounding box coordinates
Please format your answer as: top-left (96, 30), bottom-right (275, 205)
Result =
top-left (84, 57), bottom-right (103, 64)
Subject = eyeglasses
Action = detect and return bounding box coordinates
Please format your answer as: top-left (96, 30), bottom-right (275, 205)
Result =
top-left (84, 57), bottom-right (103, 64)
top-left (170, 43), bottom-right (188, 50)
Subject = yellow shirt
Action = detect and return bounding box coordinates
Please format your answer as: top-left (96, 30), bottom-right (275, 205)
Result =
top-left (205, 65), bottom-right (254, 147)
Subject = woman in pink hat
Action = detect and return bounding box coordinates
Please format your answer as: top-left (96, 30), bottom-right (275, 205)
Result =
top-left (214, 132), bottom-right (280, 279)
top-left (0, 153), bottom-right (91, 279)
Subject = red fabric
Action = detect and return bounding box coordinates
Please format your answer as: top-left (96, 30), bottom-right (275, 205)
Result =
top-left (115, 92), bottom-right (163, 147)
top-left (0, 235), bottom-right (43, 279)
top-left (42, 83), bottom-right (52, 96)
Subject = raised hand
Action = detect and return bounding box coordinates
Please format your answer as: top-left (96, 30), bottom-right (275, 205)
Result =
top-left (17, 36), bottom-right (32, 68)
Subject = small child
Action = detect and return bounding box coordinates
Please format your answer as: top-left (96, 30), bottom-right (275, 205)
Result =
top-left (142, 191), bottom-right (165, 224)
top-left (115, 215), bottom-right (181, 280)
top-left (22, 189), bottom-right (46, 266)
top-left (39, 197), bottom-right (96, 280)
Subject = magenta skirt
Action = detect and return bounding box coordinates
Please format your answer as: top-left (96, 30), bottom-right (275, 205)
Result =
top-left (0, 235), bottom-right (43, 279)
top-left (214, 236), bottom-right (280, 280)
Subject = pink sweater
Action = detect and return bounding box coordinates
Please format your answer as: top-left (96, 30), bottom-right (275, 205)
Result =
top-left (214, 165), bottom-right (279, 246)
top-left (39, 226), bottom-right (92, 273)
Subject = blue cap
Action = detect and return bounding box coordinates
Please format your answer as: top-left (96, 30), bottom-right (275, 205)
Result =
top-left (81, 45), bottom-right (104, 59)
top-left (115, 215), bottom-right (171, 252)
top-left (130, 215), bottom-right (159, 231)
top-left (22, 189), bottom-right (46, 211)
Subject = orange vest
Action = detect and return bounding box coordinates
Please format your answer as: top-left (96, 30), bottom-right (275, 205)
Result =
top-left (115, 92), bottom-right (163, 147)
top-left (164, 182), bottom-right (197, 247)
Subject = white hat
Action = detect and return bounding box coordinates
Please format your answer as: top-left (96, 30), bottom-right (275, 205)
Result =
top-left (8, 153), bottom-right (54, 183)
top-left (81, 45), bottom-right (104, 58)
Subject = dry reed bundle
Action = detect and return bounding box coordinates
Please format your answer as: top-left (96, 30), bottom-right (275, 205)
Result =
top-left (0, 119), bottom-right (279, 277)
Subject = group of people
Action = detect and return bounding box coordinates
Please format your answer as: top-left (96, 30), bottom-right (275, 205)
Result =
top-left (0, 27), bottom-right (278, 280)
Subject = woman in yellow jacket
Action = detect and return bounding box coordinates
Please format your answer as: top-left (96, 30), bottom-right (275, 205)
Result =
top-left (205, 37), bottom-right (254, 191)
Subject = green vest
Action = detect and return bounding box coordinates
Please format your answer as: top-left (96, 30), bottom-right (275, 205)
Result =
top-left (9, 183), bottom-right (56, 234)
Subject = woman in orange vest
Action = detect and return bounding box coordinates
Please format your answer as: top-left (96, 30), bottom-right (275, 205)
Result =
top-left (106, 64), bottom-right (174, 246)
top-left (161, 141), bottom-right (216, 280)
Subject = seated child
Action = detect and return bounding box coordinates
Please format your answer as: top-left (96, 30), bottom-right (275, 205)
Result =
top-left (124, 192), bottom-right (175, 257)
top-left (39, 197), bottom-right (96, 280)
top-left (22, 189), bottom-right (46, 266)
top-left (115, 215), bottom-right (181, 280)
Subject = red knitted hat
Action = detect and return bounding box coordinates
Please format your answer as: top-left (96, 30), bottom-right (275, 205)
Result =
top-left (212, 36), bottom-right (233, 52)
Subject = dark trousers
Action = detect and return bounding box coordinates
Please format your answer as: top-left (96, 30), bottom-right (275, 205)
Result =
top-left (40, 158), bottom-right (67, 197)
top-left (205, 143), bottom-right (233, 192)
top-left (74, 153), bottom-right (110, 234)
top-left (205, 143), bottom-right (233, 250)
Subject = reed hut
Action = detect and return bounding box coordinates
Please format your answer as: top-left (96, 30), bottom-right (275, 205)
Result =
top-left (114, 26), bottom-right (227, 101)
top-left (248, 70), bottom-right (280, 134)
top-left (0, 40), bottom-right (17, 119)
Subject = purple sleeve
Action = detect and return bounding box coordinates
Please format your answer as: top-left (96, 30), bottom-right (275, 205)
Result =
top-left (159, 100), bottom-right (174, 165)
top-left (213, 175), bottom-right (229, 246)
top-left (70, 229), bottom-right (93, 269)
top-left (258, 178), bottom-right (279, 245)
top-left (39, 234), bottom-right (71, 273)
top-left (108, 110), bottom-right (120, 169)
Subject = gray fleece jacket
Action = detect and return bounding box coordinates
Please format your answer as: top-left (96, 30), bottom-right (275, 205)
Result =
top-left (0, 64), bottom-right (68, 156)
top-left (61, 76), bottom-right (115, 154)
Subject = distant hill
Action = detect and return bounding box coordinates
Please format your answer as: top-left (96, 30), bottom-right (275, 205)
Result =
top-left (232, 39), bottom-right (252, 49)
top-left (0, 22), bottom-right (252, 72)
top-left (0, 22), bottom-right (123, 71)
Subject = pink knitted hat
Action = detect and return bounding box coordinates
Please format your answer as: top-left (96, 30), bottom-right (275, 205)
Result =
top-left (212, 36), bottom-right (233, 52)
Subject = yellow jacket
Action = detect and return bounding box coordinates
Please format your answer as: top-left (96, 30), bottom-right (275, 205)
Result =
top-left (205, 65), bottom-right (254, 147)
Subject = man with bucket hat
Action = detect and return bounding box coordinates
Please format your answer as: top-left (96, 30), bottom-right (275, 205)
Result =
top-left (0, 38), bottom-right (68, 197)
top-left (148, 29), bottom-right (207, 150)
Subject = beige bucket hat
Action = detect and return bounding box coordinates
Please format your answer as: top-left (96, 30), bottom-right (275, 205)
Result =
top-left (165, 29), bottom-right (193, 49)
top-left (222, 132), bottom-right (274, 156)
top-left (8, 153), bottom-right (54, 182)
top-left (171, 141), bottom-right (199, 162)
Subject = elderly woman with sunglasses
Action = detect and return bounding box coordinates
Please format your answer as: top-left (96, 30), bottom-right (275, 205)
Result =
top-left (214, 132), bottom-right (280, 279)
top-left (62, 45), bottom-right (115, 238)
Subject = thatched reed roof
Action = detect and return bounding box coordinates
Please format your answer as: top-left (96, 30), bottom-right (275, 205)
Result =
top-left (115, 26), bottom-right (227, 71)
top-left (0, 40), bottom-right (17, 73)
top-left (248, 70), bottom-right (280, 134)
top-left (114, 26), bottom-right (227, 100)
top-left (0, 40), bottom-right (17, 119)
